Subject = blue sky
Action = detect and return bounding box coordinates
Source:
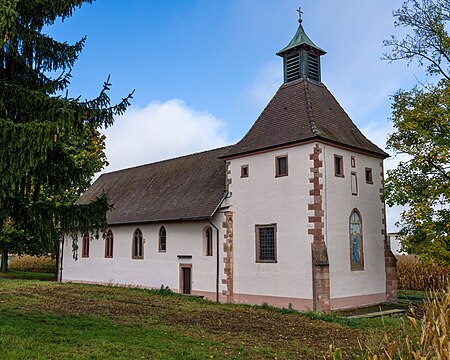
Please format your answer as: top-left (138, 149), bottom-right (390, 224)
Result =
top-left (45, 0), bottom-right (423, 230)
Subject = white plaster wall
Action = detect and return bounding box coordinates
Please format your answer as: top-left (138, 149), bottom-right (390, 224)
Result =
top-left (389, 233), bottom-right (407, 255)
top-left (322, 144), bottom-right (386, 299)
top-left (62, 215), bottom-right (225, 296)
top-left (228, 145), bottom-right (313, 299)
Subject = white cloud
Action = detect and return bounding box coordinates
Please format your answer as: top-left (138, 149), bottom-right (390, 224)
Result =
top-left (101, 99), bottom-right (229, 173)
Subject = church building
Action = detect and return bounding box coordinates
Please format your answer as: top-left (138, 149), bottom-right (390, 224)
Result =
top-left (61, 11), bottom-right (397, 311)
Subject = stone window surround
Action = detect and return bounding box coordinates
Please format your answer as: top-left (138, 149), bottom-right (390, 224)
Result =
top-left (158, 226), bottom-right (167, 253)
top-left (365, 167), bottom-right (373, 184)
top-left (104, 229), bottom-right (114, 258)
top-left (349, 209), bottom-right (365, 271)
top-left (204, 226), bottom-right (213, 256)
top-left (240, 164), bottom-right (249, 178)
top-left (275, 155), bottom-right (288, 177)
top-left (255, 223), bottom-right (278, 263)
top-left (81, 233), bottom-right (89, 258)
top-left (334, 154), bottom-right (344, 177)
top-left (351, 171), bottom-right (358, 196)
top-left (132, 228), bottom-right (144, 260)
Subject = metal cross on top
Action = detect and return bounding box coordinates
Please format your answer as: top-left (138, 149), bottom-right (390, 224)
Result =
top-left (297, 6), bottom-right (303, 23)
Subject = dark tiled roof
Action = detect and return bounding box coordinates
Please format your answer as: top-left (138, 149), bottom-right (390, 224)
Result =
top-left (77, 146), bottom-right (232, 225)
top-left (222, 79), bottom-right (388, 158)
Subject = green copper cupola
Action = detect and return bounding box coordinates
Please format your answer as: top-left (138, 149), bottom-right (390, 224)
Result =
top-left (277, 8), bottom-right (326, 83)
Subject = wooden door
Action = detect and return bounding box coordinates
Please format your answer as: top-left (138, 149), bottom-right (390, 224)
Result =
top-left (180, 265), bottom-right (192, 294)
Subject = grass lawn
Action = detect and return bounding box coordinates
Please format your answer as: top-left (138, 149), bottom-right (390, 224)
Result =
top-left (0, 278), bottom-right (405, 359)
top-left (0, 270), bottom-right (55, 281)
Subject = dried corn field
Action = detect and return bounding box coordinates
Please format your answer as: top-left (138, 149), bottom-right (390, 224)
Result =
top-left (396, 255), bottom-right (450, 291)
top-left (9, 255), bottom-right (55, 273)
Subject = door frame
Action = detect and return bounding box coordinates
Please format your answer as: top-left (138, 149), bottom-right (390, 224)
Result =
top-left (179, 264), bottom-right (192, 294)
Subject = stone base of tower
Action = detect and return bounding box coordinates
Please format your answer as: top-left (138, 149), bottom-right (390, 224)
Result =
top-left (311, 242), bottom-right (331, 312)
top-left (384, 240), bottom-right (398, 303)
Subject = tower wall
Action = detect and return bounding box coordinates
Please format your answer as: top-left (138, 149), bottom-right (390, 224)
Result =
top-left (321, 144), bottom-right (388, 309)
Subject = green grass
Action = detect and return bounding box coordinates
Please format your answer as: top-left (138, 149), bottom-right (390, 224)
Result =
top-left (0, 278), bottom-right (403, 359)
top-left (0, 311), bottom-right (234, 359)
top-left (398, 289), bottom-right (427, 301)
top-left (0, 270), bottom-right (55, 281)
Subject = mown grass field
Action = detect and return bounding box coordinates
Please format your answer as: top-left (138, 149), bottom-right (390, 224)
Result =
top-left (0, 278), bottom-right (405, 359)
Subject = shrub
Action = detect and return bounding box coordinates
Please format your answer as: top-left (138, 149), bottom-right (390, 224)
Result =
top-left (329, 290), bottom-right (450, 359)
top-left (363, 291), bottom-right (449, 359)
top-left (397, 255), bottom-right (450, 291)
top-left (9, 255), bottom-right (55, 273)
top-left (147, 285), bottom-right (175, 297)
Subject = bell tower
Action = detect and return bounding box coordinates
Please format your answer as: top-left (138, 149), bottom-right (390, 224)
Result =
top-left (277, 7), bottom-right (326, 83)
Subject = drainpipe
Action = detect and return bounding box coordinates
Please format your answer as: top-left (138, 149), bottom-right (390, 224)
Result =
top-left (58, 235), bottom-right (64, 282)
top-left (208, 219), bottom-right (220, 303)
top-left (208, 190), bottom-right (229, 303)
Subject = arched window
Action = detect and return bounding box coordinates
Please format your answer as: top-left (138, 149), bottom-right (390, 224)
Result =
top-left (350, 210), bottom-right (364, 271)
top-left (82, 233), bottom-right (90, 258)
top-left (132, 228), bottom-right (144, 259)
top-left (105, 229), bottom-right (114, 258)
top-left (204, 227), bottom-right (213, 256)
top-left (159, 226), bottom-right (167, 253)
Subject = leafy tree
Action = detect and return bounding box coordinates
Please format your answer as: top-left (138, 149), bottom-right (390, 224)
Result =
top-left (384, 0), bottom-right (450, 264)
top-left (0, 0), bottom-right (132, 271)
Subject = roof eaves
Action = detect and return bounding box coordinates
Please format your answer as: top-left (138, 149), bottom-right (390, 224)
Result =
top-left (219, 135), bottom-right (389, 160)
top-left (108, 215), bottom-right (216, 227)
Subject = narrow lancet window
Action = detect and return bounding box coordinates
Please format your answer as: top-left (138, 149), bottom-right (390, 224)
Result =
top-left (350, 210), bottom-right (364, 271)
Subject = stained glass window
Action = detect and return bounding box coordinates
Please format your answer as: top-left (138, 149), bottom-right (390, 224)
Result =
top-left (350, 211), bottom-right (364, 270)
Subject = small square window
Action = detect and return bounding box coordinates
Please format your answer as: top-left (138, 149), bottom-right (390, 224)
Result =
top-left (335, 155), bottom-right (344, 177)
top-left (241, 164), bottom-right (249, 178)
top-left (365, 168), bottom-right (373, 184)
top-left (351, 172), bottom-right (358, 196)
top-left (276, 156), bottom-right (288, 177)
top-left (256, 224), bottom-right (277, 263)
top-left (351, 156), bottom-right (356, 168)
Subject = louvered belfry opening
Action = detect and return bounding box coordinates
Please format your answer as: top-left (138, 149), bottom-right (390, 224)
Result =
top-left (284, 50), bottom-right (321, 83)
top-left (286, 53), bottom-right (301, 82)
top-left (307, 52), bottom-right (320, 82)
top-left (277, 14), bottom-right (326, 84)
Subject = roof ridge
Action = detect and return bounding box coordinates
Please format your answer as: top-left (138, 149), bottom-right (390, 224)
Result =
top-left (103, 145), bottom-right (234, 175)
top-left (303, 79), bottom-right (319, 136)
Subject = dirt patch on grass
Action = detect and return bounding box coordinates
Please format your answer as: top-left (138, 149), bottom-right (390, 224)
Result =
top-left (1, 281), bottom-right (372, 358)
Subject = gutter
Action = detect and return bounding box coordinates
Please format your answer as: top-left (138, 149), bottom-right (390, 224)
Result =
top-left (208, 190), bottom-right (229, 303)
top-left (58, 235), bottom-right (64, 282)
top-left (208, 219), bottom-right (220, 303)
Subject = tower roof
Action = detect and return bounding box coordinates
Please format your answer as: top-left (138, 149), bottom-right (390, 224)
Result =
top-left (221, 79), bottom-right (388, 159)
top-left (277, 16), bottom-right (326, 56)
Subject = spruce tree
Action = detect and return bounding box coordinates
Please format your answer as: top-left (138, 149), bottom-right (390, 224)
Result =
top-left (0, 0), bottom-right (132, 271)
